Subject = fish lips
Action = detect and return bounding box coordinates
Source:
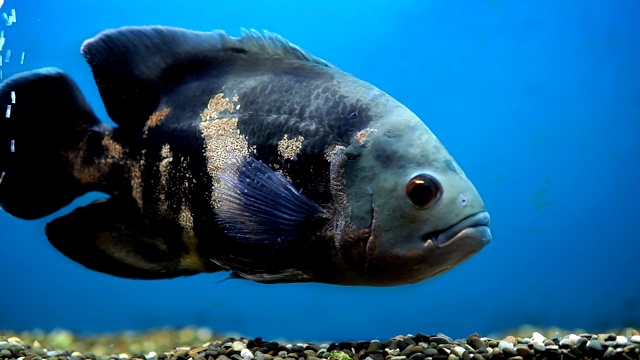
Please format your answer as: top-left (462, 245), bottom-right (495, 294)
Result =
top-left (422, 211), bottom-right (492, 247)
top-left (362, 211), bottom-right (491, 285)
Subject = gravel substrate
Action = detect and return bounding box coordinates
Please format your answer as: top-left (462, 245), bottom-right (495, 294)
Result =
top-left (1, 327), bottom-right (639, 360)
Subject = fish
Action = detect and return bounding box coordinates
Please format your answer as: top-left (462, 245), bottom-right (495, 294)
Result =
top-left (0, 26), bottom-right (491, 286)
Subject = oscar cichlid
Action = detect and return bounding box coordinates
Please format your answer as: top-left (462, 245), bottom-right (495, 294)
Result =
top-left (0, 26), bottom-right (491, 285)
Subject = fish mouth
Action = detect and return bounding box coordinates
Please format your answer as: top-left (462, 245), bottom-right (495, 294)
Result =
top-left (421, 211), bottom-right (491, 246)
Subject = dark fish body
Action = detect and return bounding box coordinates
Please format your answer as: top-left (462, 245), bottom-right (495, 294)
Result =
top-left (0, 26), bottom-right (491, 286)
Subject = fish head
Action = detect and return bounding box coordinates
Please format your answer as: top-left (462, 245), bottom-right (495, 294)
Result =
top-left (334, 105), bottom-right (491, 286)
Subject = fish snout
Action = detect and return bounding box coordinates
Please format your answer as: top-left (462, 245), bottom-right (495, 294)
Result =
top-left (361, 210), bottom-right (491, 285)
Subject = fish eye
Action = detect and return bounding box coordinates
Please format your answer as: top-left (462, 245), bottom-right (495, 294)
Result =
top-left (406, 174), bottom-right (442, 209)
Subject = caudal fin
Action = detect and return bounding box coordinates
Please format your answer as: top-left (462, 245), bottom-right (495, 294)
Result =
top-left (0, 68), bottom-right (104, 219)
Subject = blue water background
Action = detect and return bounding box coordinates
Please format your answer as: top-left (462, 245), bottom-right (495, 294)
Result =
top-left (1, 0), bottom-right (639, 342)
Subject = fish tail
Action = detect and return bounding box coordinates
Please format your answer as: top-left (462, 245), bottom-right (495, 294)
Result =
top-left (0, 68), bottom-right (107, 219)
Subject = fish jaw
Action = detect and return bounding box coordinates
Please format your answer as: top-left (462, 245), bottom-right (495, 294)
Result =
top-left (362, 211), bottom-right (491, 285)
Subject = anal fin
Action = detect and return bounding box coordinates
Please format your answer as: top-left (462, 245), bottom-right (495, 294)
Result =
top-left (46, 198), bottom-right (219, 279)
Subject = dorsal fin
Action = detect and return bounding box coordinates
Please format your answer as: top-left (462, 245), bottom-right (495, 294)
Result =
top-left (80, 26), bottom-right (334, 127)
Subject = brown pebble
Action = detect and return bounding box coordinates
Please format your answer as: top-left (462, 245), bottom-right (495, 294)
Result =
top-left (544, 340), bottom-right (555, 346)
top-left (632, 329), bottom-right (638, 336)
top-left (515, 347), bottom-right (533, 357)
top-left (467, 337), bottom-right (485, 351)
top-left (287, 354), bottom-right (299, 359)
top-left (505, 336), bottom-right (516, 345)
top-left (507, 357), bottom-right (523, 360)
top-left (305, 351), bottom-right (317, 357)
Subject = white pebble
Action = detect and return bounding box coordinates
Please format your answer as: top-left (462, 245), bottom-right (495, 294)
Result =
top-left (11, 90), bottom-right (15, 103)
top-left (5, 104), bottom-right (10, 117)
top-left (616, 336), bottom-right (628, 346)
top-left (386, 348), bottom-right (401, 355)
top-left (145, 351), bottom-right (157, 360)
top-left (118, 353), bottom-right (130, 359)
top-left (0, 31), bottom-right (4, 51)
top-left (71, 352), bottom-right (83, 357)
top-left (532, 332), bottom-right (546, 344)
top-left (10, 139), bottom-right (14, 152)
top-left (631, 335), bottom-right (640, 344)
top-left (454, 346), bottom-right (466, 354)
top-left (20, 51), bottom-right (24, 64)
top-left (498, 340), bottom-right (513, 350)
top-left (240, 348), bottom-right (254, 360)
top-left (569, 334), bottom-right (581, 342)
top-left (5, 49), bottom-right (10, 62)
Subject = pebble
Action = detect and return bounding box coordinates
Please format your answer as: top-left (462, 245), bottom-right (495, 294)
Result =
top-left (467, 337), bottom-right (485, 351)
top-left (515, 346), bottom-right (532, 357)
top-left (575, 337), bottom-right (588, 348)
top-left (400, 346), bottom-right (422, 357)
top-left (233, 342), bottom-right (247, 352)
top-left (560, 339), bottom-right (575, 347)
top-left (588, 340), bottom-right (603, 351)
top-left (532, 344), bottom-right (546, 353)
top-left (241, 349), bottom-right (254, 360)
top-left (616, 336), bottom-right (628, 346)
top-left (532, 333), bottom-right (546, 344)
top-left (631, 336), bottom-right (640, 344)
top-left (430, 337), bottom-right (452, 345)
top-left (603, 347), bottom-right (615, 359)
top-left (368, 342), bottom-right (383, 354)
top-left (424, 348), bottom-right (438, 357)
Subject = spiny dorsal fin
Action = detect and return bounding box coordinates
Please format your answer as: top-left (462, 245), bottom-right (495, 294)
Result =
top-left (80, 26), bottom-right (333, 127)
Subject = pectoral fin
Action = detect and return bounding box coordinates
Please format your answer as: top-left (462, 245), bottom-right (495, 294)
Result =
top-left (215, 157), bottom-right (328, 248)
